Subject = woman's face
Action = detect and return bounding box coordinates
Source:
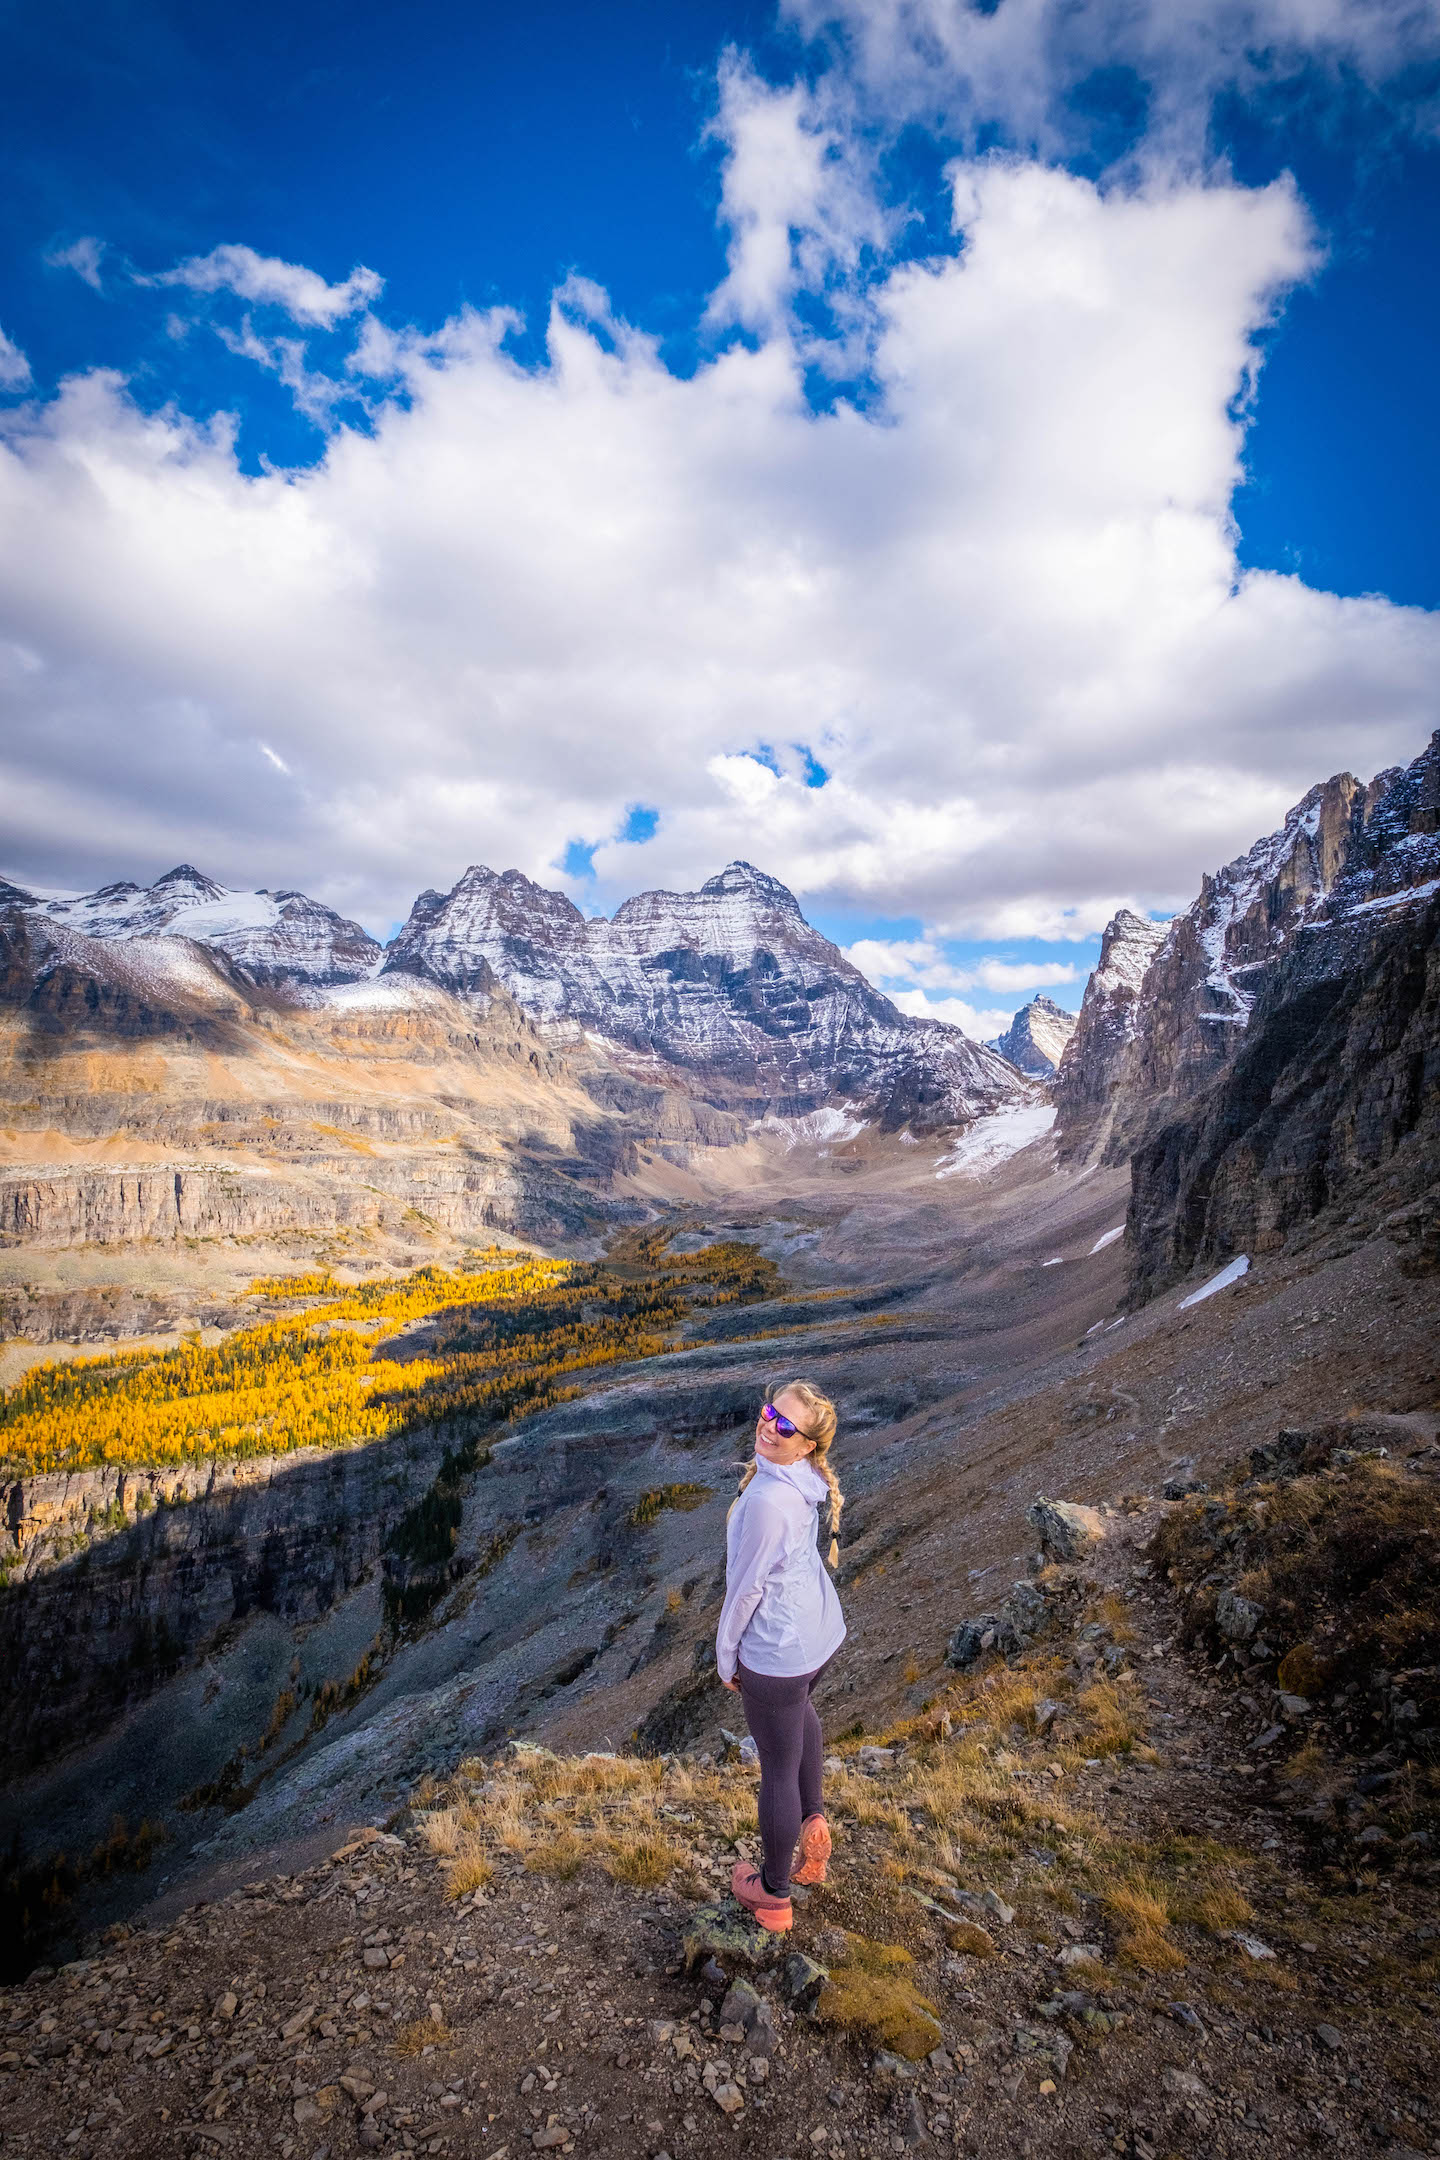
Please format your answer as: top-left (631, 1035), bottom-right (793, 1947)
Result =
top-left (754, 1386), bottom-right (817, 1468)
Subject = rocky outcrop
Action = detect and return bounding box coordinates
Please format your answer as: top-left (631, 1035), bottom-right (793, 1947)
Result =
top-left (1125, 729), bottom-right (1440, 1300)
top-left (989, 996), bottom-right (1078, 1079)
top-left (1052, 911), bottom-right (1169, 1153)
top-left (384, 860), bottom-right (1029, 1131)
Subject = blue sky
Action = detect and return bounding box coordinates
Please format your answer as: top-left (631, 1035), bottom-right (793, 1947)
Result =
top-left (3, 0), bottom-right (1439, 1038)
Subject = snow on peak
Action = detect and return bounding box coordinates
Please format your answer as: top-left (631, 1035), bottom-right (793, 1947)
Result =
top-left (25, 869), bottom-right (382, 987)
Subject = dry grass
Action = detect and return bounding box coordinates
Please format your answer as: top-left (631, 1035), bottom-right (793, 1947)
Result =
top-left (1103, 1875), bottom-right (1186, 1972)
top-left (815, 1934), bottom-right (943, 2061)
top-left (445, 1851), bottom-right (494, 1899)
top-left (394, 2017), bottom-right (449, 2056)
top-left (1184, 1881), bottom-right (1254, 1935)
top-left (604, 1831), bottom-right (690, 1888)
top-left (946, 1920), bottom-right (997, 1957)
top-left (1075, 1679), bottom-right (1141, 1756)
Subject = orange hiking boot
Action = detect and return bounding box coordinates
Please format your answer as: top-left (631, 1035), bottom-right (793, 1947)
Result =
top-left (791, 1812), bottom-right (831, 1887)
top-left (730, 1861), bottom-right (793, 1933)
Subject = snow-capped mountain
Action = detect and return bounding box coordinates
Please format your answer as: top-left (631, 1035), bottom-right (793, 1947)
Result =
top-left (1057, 729), bottom-right (1440, 1163)
top-left (385, 859), bottom-right (1029, 1128)
top-left (988, 995), bottom-right (1078, 1079)
top-left (15, 865), bottom-right (382, 989)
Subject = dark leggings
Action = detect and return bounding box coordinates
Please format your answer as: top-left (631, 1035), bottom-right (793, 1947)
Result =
top-left (737, 1657), bottom-right (831, 1896)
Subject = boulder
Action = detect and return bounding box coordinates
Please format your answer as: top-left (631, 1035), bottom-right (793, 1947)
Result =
top-left (1026, 1497), bottom-right (1108, 1560)
top-left (1215, 1589), bottom-right (1263, 1642)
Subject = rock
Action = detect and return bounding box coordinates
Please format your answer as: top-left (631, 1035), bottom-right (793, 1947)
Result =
top-left (1011, 2026), bottom-right (1072, 2079)
top-left (708, 2082), bottom-right (744, 2116)
top-left (901, 2092), bottom-right (928, 2145)
top-left (1034, 1697), bottom-right (1061, 1732)
top-left (1231, 1934), bottom-right (1276, 1960)
top-left (779, 1953), bottom-right (829, 2009)
top-left (813, 1928), bottom-right (848, 1965)
top-left (856, 1746), bottom-right (898, 1770)
top-left (1167, 2003), bottom-right (1206, 2034)
top-left (682, 1905), bottom-right (783, 1973)
top-left (1313, 2024), bottom-right (1344, 2052)
top-left (946, 1619), bottom-right (997, 1670)
top-left (362, 1949), bottom-right (389, 1970)
top-left (1057, 1944), bottom-right (1102, 1966)
top-left (979, 1890), bottom-right (1015, 1927)
top-left (1162, 2068), bottom-right (1209, 2100)
top-left (871, 2051), bottom-right (918, 2083)
top-left (532, 2127), bottom-right (572, 2150)
top-left (1027, 1497), bottom-right (1108, 1561)
top-left (823, 1756), bottom-right (843, 1774)
top-left (1278, 1693), bottom-right (1312, 1718)
top-left (1215, 1590), bottom-right (1263, 1643)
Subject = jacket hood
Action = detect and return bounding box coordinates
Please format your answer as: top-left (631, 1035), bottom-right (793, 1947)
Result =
top-left (756, 1455), bottom-right (828, 1508)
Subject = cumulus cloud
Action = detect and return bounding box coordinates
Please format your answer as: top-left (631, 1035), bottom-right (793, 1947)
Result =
top-left (150, 244), bottom-right (383, 327)
top-left (1, 27), bottom-right (1438, 968)
top-left (0, 326), bottom-right (30, 390)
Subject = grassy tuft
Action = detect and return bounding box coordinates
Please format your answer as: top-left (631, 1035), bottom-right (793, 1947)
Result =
top-left (815, 1934), bottom-right (943, 2060)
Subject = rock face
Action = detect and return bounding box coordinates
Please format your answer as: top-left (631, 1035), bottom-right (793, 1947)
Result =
top-left (0, 1428), bottom-right (451, 1778)
top-left (989, 996), bottom-right (1078, 1079)
top-left (384, 859), bottom-right (1028, 1130)
top-left (1121, 729), bottom-right (1440, 1298)
top-left (1051, 910), bottom-right (1169, 1153)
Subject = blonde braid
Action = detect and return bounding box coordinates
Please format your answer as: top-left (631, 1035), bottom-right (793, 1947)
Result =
top-left (734, 1379), bottom-right (844, 1569)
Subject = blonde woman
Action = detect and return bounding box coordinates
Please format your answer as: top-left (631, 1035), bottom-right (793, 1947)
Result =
top-left (715, 1378), bottom-right (846, 1933)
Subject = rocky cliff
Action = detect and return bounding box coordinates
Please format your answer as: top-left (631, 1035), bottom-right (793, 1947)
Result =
top-left (988, 995), bottom-right (1078, 1078)
top-left (0, 1427), bottom-right (451, 1779)
top-left (1122, 729), bottom-right (1440, 1298)
top-left (384, 860), bottom-right (1027, 1130)
top-left (1056, 744), bottom-right (1436, 1167)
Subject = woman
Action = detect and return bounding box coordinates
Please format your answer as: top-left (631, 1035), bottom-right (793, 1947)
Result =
top-left (715, 1378), bottom-right (846, 1933)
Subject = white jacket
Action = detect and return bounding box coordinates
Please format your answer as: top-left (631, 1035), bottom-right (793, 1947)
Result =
top-left (715, 1456), bottom-right (846, 1681)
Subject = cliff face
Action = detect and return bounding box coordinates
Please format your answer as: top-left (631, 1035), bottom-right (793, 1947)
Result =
top-left (1052, 910), bottom-right (1169, 1147)
top-left (1055, 760), bottom-right (1421, 1166)
top-left (0, 1428), bottom-right (451, 1779)
top-left (384, 859), bottom-right (1029, 1130)
top-left (989, 995), bottom-right (1078, 1078)
top-left (1123, 730), bottom-right (1440, 1299)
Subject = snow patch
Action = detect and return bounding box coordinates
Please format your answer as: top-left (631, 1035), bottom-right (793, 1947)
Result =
top-left (1344, 877), bottom-right (1440, 918)
top-left (755, 1106), bottom-right (868, 1150)
top-left (1042, 1257), bottom-right (1063, 1266)
top-left (1089, 1225), bottom-right (1125, 1254)
top-left (935, 1103), bottom-right (1056, 1180)
top-left (1178, 1253), bottom-right (1250, 1309)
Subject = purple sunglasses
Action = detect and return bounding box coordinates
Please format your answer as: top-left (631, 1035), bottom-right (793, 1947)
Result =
top-left (761, 1402), bottom-right (803, 1438)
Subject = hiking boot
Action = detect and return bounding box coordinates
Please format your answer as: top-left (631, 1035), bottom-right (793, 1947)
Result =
top-left (730, 1860), bottom-right (793, 1932)
top-left (791, 1812), bottom-right (831, 1887)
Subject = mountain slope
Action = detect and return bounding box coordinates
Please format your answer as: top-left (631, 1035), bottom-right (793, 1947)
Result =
top-left (988, 995), bottom-right (1077, 1078)
top-left (384, 859), bottom-right (1029, 1130)
top-left (21, 864), bottom-right (383, 990)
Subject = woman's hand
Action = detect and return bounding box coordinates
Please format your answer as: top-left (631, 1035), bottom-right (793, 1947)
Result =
top-left (718, 1671), bottom-right (739, 1691)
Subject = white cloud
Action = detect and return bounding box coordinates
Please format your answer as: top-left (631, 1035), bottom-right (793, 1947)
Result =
top-left (892, 989), bottom-right (1018, 1040)
top-left (782, 0), bottom-right (1440, 163)
top-left (151, 244), bottom-right (383, 328)
top-left (705, 50), bottom-right (888, 337)
top-left (258, 742), bottom-right (291, 775)
top-left (0, 326), bottom-right (30, 391)
top-left (0, 101), bottom-right (1437, 938)
top-left (46, 237), bottom-right (107, 291)
top-left (845, 937), bottom-right (1082, 992)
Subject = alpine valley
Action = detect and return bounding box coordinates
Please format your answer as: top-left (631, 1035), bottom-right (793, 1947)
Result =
top-left (1, 735), bottom-right (1438, 2160)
